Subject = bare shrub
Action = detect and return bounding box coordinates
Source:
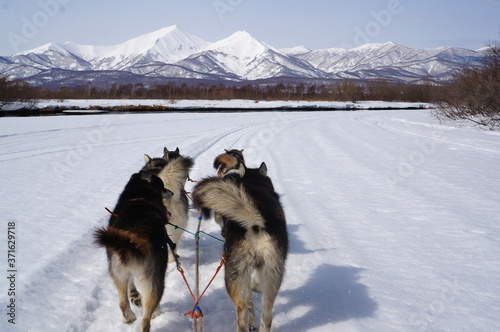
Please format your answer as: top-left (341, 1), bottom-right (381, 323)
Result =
top-left (0, 75), bottom-right (38, 110)
top-left (434, 41), bottom-right (500, 129)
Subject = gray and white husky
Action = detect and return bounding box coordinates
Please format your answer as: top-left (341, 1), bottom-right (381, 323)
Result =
top-left (142, 147), bottom-right (194, 262)
top-left (94, 171), bottom-right (174, 332)
top-left (193, 150), bottom-right (288, 332)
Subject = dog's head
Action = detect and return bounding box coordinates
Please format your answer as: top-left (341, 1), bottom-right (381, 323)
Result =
top-left (142, 147), bottom-right (181, 174)
top-left (134, 171), bottom-right (174, 200)
top-left (142, 155), bottom-right (168, 174)
top-left (163, 147), bottom-right (181, 161)
top-left (214, 149), bottom-right (246, 179)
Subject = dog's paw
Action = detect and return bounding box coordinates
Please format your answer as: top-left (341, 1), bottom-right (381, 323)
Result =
top-left (130, 289), bottom-right (142, 307)
top-left (122, 311), bottom-right (137, 324)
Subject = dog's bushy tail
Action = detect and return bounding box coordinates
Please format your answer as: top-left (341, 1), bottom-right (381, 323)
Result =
top-left (94, 227), bottom-right (150, 264)
top-left (193, 177), bottom-right (265, 230)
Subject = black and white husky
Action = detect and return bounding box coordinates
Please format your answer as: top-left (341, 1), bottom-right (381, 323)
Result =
top-left (193, 150), bottom-right (288, 332)
top-left (94, 171), bottom-right (174, 332)
top-left (142, 147), bottom-right (194, 262)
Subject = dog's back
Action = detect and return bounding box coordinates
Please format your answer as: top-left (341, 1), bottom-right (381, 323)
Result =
top-left (94, 172), bottom-right (172, 332)
top-left (241, 166), bottom-right (286, 239)
top-left (223, 166), bottom-right (288, 260)
top-left (142, 147), bottom-right (194, 262)
top-left (193, 159), bottom-right (288, 332)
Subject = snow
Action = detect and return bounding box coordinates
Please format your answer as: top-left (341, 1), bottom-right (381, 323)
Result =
top-left (202, 31), bottom-right (276, 60)
top-left (15, 25), bottom-right (212, 70)
top-left (4, 26), bottom-right (483, 83)
top-left (8, 99), bottom-right (432, 111)
top-left (279, 46), bottom-right (311, 56)
top-left (94, 25), bottom-right (212, 67)
top-left (14, 42), bottom-right (67, 56)
top-left (194, 31), bottom-right (281, 78)
top-left (1, 109), bottom-right (499, 331)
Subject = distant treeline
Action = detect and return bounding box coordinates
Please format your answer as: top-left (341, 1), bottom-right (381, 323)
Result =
top-left (2, 78), bottom-right (440, 104)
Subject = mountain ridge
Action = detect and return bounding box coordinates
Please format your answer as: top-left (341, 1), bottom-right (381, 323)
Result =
top-left (0, 25), bottom-right (485, 87)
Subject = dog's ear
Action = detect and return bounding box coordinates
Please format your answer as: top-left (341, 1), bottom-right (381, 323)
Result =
top-left (144, 154), bottom-right (152, 163)
top-left (238, 162), bottom-right (246, 177)
top-left (175, 147), bottom-right (180, 154)
top-left (259, 162), bottom-right (267, 176)
top-left (163, 147), bottom-right (169, 161)
top-left (162, 189), bottom-right (174, 200)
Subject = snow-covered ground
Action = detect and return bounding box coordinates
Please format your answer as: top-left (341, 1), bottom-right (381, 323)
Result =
top-left (4, 99), bottom-right (433, 111)
top-left (1, 109), bottom-right (499, 331)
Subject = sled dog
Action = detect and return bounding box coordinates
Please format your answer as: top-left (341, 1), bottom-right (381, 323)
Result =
top-left (214, 148), bottom-right (246, 179)
top-left (142, 147), bottom-right (194, 262)
top-left (193, 150), bottom-right (288, 332)
top-left (94, 171), bottom-right (174, 332)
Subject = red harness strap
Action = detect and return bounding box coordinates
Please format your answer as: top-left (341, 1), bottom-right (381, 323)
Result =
top-left (184, 253), bottom-right (226, 319)
top-left (105, 207), bottom-right (118, 217)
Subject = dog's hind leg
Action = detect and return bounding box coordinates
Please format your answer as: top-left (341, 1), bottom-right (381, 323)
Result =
top-left (259, 265), bottom-right (285, 332)
top-left (246, 277), bottom-right (257, 331)
top-left (137, 267), bottom-right (165, 332)
top-left (138, 284), bottom-right (162, 332)
top-left (108, 255), bottom-right (136, 324)
top-left (226, 271), bottom-right (251, 332)
top-left (117, 277), bottom-right (137, 324)
top-left (136, 286), bottom-right (155, 332)
top-left (110, 272), bottom-right (137, 323)
top-left (260, 287), bottom-right (277, 332)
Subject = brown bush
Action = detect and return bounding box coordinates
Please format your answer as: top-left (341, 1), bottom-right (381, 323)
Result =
top-left (0, 75), bottom-right (38, 109)
top-left (434, 41), bottom-right (500, 129)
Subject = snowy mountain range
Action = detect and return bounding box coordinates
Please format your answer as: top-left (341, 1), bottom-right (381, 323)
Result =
top-left (0, 25), bottom-right (484, 88)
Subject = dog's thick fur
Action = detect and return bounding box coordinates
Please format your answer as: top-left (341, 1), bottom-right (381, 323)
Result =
top-left (94, 171), bottom-right (174, 332)
top-left (214, 149), bottom-right (246, 180)
top-left (193, 151), bottom-right (288, 332)
top-left (142, 147), bottom-right (194, 262)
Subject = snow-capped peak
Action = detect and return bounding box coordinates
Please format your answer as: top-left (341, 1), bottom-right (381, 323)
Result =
top-left (280, 46), bottom-right (311, 56)
top-left (2, 25), bottom-right (483, 84)
top-left (350, 41), bottom-right (402, 52)
top-left (60, 42), bottom-right (111, 60)
top-left (145, 25), bottom-right (181, 41)
top-left (107, 25), bottom-right (184, 57)
top-left (202, 30), bottom-right (277, 60)
top-left (96, 25), bottom-right (212, 65)
top-left (14, 25), bottom-right (212, 70)
top-left (15, 42), bottom-right (69, 56)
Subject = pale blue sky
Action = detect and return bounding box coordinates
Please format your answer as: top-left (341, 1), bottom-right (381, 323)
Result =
top-left (1, 0), bottom-right (499, 55)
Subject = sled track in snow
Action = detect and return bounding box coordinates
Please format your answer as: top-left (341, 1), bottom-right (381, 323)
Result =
top-left (2, 110), bottom-right (500, 332)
